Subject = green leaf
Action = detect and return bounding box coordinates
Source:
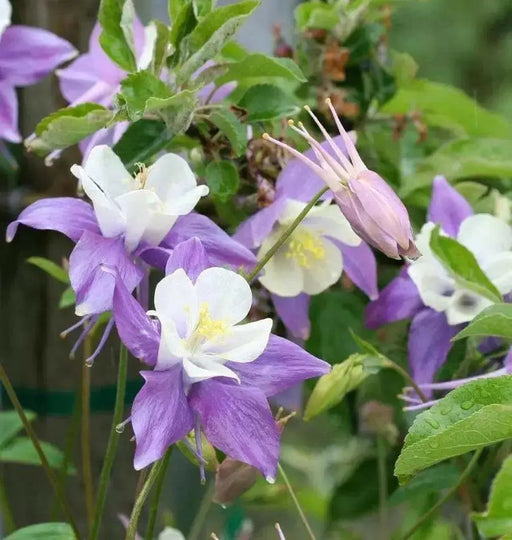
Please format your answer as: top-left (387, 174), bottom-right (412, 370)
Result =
top-left (5, 523), bottom-right (75, 540)
top-left (169, 1), bottom-right (196, 51)
top-left (401, 138), bottom-right (512, 197)
top-left (177, 0), bottom-right (260, 84)
top-left (59, 287), bottom-right (76, 309)
top-left (204, 160), bottom-right (239, 203)
top-left (304, 354), bottom-right (369, 421)
top-left (381, 79), bottom-right (512, 138)
top-left (295, 2), bottom-right (339, 31)
top-left (390, 51), bottom-right (418, 86)
top-left (237, 84), bottom-right (299, 122)
top-left (98, 0), bottom-right (137, 72)
top-left (208, 109), bottom-right (247, 156)
top-left (193, 0), bottom-right (213, 17)
top-left (0, 437), bottom-right (73, 472)
top-left (394, 376), bottom-right (512, 483)
top-left (148, 21), bottom-right (170, 75)
top-left (145, 90), bottom-right (198, 133)
top-left (121, 71), bottom-right (173, 120)
top-left (27, 257), bottom-right (69, 284)
top-left (429, 225), bottom-right (502, 303)
top-left (455, 303), bottom-right (512, 341)
top-left (0, 410), bottom-right (35, 448)
top-left (113, 119), bottom-right (168, 165)
top-left (389, 463), bottom-right (459, 506)
top-left (168, 0), bottom-right (185, 21)
top-left (28, 104), bottom-right (114, 156)
top-left (473, 455), bottom-right (512, 536)
top-left (216, 53), bottom-right (306, 84)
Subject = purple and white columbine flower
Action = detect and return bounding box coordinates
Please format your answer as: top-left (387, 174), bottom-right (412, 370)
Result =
top-left (235, 135), bottom-right (377, 339)
top-left (0, 0), bottom-right (76, 142)
top-left (262, 99), bottom-right (419, 260)
top-left (366, 176), bottom-right (512, 397)
top-left (109, 238), bottom-right (330, 478)
top-left (7, 145), bottom-right (256, 363)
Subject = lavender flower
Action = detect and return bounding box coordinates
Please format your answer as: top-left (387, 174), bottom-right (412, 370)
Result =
top-left (109, 238), bottom-right (330, 477)
top-left (263, 99), bottom-right (419, 259)
top-left (367, 176), bottom-right (512, 394)
top-left (0, 0), bottom-right (76, 142)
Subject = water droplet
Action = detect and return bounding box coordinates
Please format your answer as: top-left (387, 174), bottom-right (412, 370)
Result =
top-left (429, 440), bottom-right (440, 449)
top-left (220, 504), bottom-right (227, 510)
top-left (440, 405), bottom-right (451, 415)
top-left (461, 401), bottom-right (473, 410)
top-left (85, 358), bottom-right (94, 368)
top-left (426, 418), bottom-right (440, 429)
top-left (115, 423), bottom-right (125, 434)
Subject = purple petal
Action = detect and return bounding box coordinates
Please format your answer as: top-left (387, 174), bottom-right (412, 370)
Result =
top-left (111, 270), bottom-right (160, 366)
top-left (0, 26), bottom-right (76, 87)
top-left (165, 238), bottom-right (211, 281)
top-left (57, 53), bottom-right (104, 104)
top-left (69, 231), bottom-right (142, 316)
top-left (163, 213), bottom-right (257, 270)
top-left (190, 379), bottom-right (280, 479)
top-left (137, 245), bottom-right (172, 270)
top-left (0, 83), bottom-right (20, 143)
top-left (271, 293), bottom-right (311, 340)
top-left (132, 367), bottom-right (194, 470)
top-left (6, 197), bottom-right (100, 243)
top-left (234, 198), bottom-right (286, 249)
top-left (336, 241), bottom-right (378, 300)
top-left (79, 121), bottom-right (128, 161)
top-left (276, 135), bottom-right (346, 202)
top-left (228, 334), bottom-right (330, 397)
top-left (428, 175), bottom-right (473, 237)
top-left (408, 308), bottom-right (459, 395)
top-left (365, 268), bottom-right (422, 329)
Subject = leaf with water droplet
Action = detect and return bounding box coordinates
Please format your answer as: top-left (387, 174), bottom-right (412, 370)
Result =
top-left (395, 376), bottom-right (512, 483)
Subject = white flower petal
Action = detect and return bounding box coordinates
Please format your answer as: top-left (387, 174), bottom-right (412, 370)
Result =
top-left (202, 319), bottom-right (272, 363)
top-left (303, 204), bottom-right (361, 246)
top-left (0, 0), bottom-right (11, 37)
top-left (143, 213), bottom-right (179, 246)
top-left (137, 23), bottom-right (157, 70)
top-left (194, 267), bottom-right (253, 325)
top-left (482, 252), bottom-right (512, 294)
top-left (408, 259), bottom-right (454, 313)
top-left (182, 357), bottom-right (239, 385)
top-left (71, 164), bottom-right (125, 238)
top-left (146, 153), bottom-right (201, 201)
top-left (457, 214), bottom-right (512, 263)
top-left (301, 237), bottom-right (343, 295)
top-left (258, 248), bottom-right (304, 297)
top-left (155, 317), bottom-right (186, 370)
top-left (445, 290), bottom-right (492, 325)
top-left (83, 145), bottom-right (136, 198)
top-left (154, 269), bottom-right (199, 338)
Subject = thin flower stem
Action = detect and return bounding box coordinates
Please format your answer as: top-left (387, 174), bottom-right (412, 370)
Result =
top-left (145, 448), bottom-right (172, 540)
top-left (125, 458), bottom-right (167, 540)
top-left (90, 345), bottom-right (128, 540)
top-left (384, 359), bottom-right (428, 403)
top-left (376, 436), bottom-right (388, 540)
top-left (401, 449), bottom-right (483, 540)
top-left (188, 481), bottom-right (215, 540)
top-left (0, 362), bottom-right (80, 538)
top-left (244, 186), bottom-right (329, 283)
top-left (82, 336), bottom-right (95, 532)
top-left (0, 471), bottom-right (16, 533)
top-left (278, 463), bottom-right (316, 540)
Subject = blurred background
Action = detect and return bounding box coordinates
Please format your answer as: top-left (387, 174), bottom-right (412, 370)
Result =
top-left (1, 0), bottom-right (512, 538)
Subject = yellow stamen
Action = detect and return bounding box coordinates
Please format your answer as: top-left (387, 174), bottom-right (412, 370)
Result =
top-left (134, 163), bottom-right (149, 188)
top-left (195, 302), bottom-right (230, 341)
top-left (285, 230), bottom-right (325, 268)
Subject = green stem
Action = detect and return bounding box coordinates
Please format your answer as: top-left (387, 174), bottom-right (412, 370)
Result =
top-left (0, 471), bottom-right (15, 533)
top-left (0, 362), bottom-right (80, 538)
top-left (90, 345), bottom-right (128, 540)
top-left (384, 359), bottom-right (428, 403)
top-left (145, 448), bottom-right (172, 540)
top-left (125, 458), bottom-right (166, 540)
top-left (188, 481), bottom-right (215, 540)
top-left (401, 450), bottom-right (483, 540)
top-left (82, 337), bottom-right (95, 532)
top-left (376, 436), bottom-right (388, 540)
top-left (245, 186), bottom-right (329, 282)
top-left (278, 463), bottom-right (316, 540)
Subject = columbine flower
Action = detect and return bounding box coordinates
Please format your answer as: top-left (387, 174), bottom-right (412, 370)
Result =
top-left (262, 99), bottom-right (419, 259)
top-left (109, 238), bottom-right (329, 478)
top-left (0, 0), bottom-right (76, 142)
top-left (7, 146), bottom-right (255, 363)
top-left (235, 136), bottom-right (377, 339)
top-left (366, 176), bottom-right (512, 393)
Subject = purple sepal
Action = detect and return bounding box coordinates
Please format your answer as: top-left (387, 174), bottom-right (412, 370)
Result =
top-left (165, 238), bottom-right (211, 281)
top-left (6, 197), bottom-right (100, 243)
top-left (136, 245), bottom-right (172, 270)
top-left (428, 176), bottom-right (473, 237)
top-left (271, 293), bottom-right (311, 340)
top-left (408, 308), bottom-right (460, 396)
top-left (69, 231), bottom-right (142, 316)
top-left (234, 198), bottom-right (286, 249)
top-left (336, 241), bottom-right (378, 300)
top-left (0, 84), bottom-right (19, 143)
top-left (229, 334), bottom-right (330, 397)
top-left (111, 272), bottom-right (160, 367)
top-left (365, 268), bottom-right (423, 329)
top-left (189, 379), bottom-right (280, 479)
top-left (163, 213), bottom-right (257, 270)
top-left (132, 367), bottom-right (194, 470)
